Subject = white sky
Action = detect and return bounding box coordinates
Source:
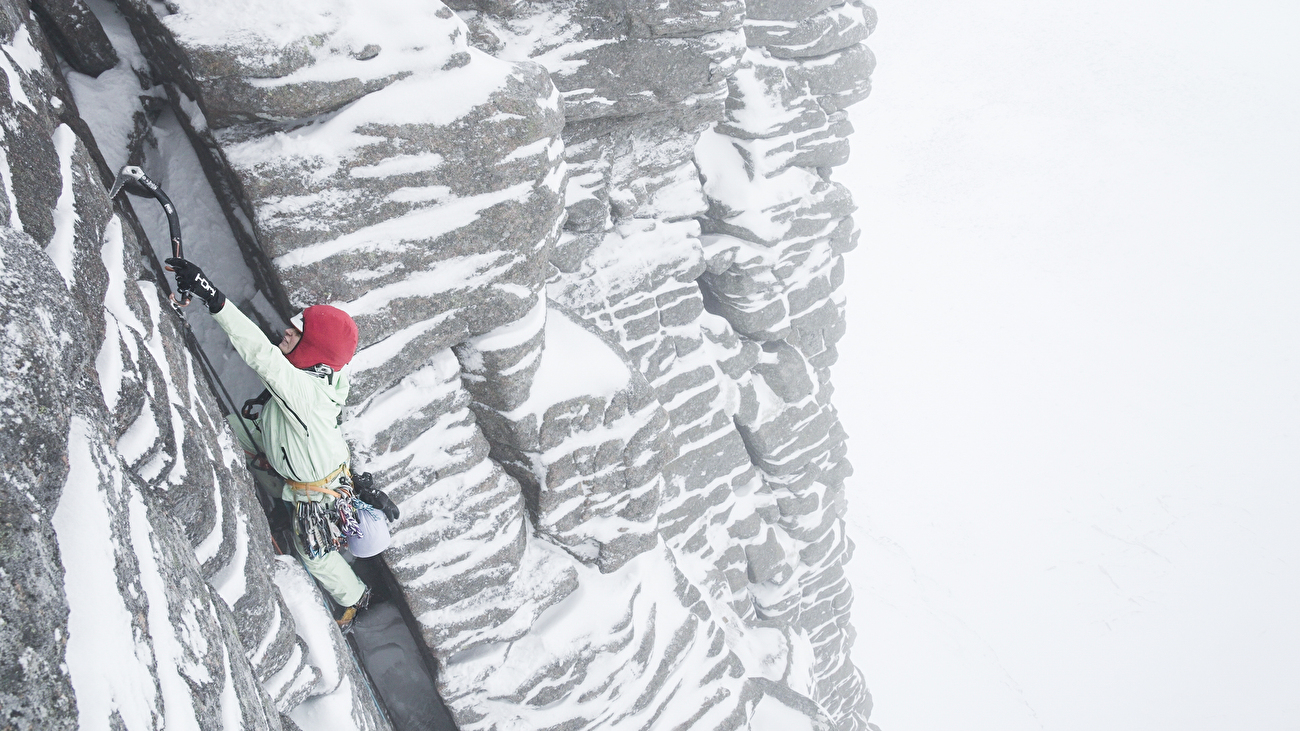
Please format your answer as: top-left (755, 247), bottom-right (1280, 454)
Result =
top-left (836, 2), bottom-right (1300, 729)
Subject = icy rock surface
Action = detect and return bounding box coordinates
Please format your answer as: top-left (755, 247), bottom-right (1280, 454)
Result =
top-left (0, 15), bottom-right (288, 729)
top-left (0, 4), bottom-right (386, 728)
top-left (1, 0), bottom-right (874, 727)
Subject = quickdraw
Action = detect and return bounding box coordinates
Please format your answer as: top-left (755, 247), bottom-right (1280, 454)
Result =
top-left (295, 498), bottom-right (341, 558)
top-left (291, 472), bottom-right (378, 558)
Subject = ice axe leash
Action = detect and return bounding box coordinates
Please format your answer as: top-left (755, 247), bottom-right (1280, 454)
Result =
top-left (108, 165), bottom-right (191, 305)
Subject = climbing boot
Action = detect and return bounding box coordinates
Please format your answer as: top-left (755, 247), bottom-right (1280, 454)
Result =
top-left (336, 585), bottom-right (372, 634)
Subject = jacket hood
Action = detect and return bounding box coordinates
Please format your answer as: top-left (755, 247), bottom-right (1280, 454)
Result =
top-left (286, 305), bottom-right (358, 371)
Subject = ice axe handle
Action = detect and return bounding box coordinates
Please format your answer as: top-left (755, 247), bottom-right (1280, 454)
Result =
top-left (162, 259), bottom-right (193, 307)
top-left (109, 165), bottom-right (188, 302)
top-left (143, 179), bottom-right (184, 260)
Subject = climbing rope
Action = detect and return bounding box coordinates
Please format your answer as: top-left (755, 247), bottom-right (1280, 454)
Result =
top-left (111, 165), bottom-right (396, 725)
top-left (109, 165), bottom-right (284, 543)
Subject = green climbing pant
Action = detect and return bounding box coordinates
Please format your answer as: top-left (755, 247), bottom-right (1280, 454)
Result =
top-left (291, 512), bottom-right (367, 608)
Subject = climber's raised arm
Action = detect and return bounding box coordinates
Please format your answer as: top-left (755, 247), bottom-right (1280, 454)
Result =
top-left (167, 257), bottom-right (343, 424)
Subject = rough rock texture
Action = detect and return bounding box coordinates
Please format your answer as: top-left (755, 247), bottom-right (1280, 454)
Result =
top-left (0, 10), bottom-right (287, 724)
top-left (692, 2), bottom-right (875, 722)
top-left (30, 0), bottom-right (118, 76)
top-left (0, 4), bottom-right (388, 728)
top-left (0, 228), bottom-right (83, 731)
top-left (1, 0), bottom-right (874, 727)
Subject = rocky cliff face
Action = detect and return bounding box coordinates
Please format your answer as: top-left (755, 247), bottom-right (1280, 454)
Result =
top-left (0, 0), bottom-right (875, 728)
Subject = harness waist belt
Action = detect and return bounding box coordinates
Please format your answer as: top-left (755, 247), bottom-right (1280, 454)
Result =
top-left (286, 463), bottom-right (350, 498)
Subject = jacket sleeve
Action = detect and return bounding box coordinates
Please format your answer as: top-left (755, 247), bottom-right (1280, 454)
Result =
top-left (212, 305), bottom-right (319, 429)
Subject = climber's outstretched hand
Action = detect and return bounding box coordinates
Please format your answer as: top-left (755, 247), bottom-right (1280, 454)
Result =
top-left (165, 257), bottom-right (226, 313)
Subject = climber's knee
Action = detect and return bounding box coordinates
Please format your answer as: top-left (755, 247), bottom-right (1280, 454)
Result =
top-left (291, 527), bottom-right (367, 607)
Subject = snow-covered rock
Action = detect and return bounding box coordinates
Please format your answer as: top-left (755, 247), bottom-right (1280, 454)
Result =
top-left (689, 4), bottom-right (874, 723)
top-left (0, 10), bottom-right (294, 728)
top-left (30, 0), bottom-right (118, 77)
top-left (0, 0), bottom-right (875, 727)
top-left (0, 6), bottom-right (375, 727)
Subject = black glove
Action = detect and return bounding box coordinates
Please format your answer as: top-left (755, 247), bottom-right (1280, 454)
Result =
top-left (164, 257), bottom-right (225, 313)
top-left (354, 472), bottom-right (400, 522)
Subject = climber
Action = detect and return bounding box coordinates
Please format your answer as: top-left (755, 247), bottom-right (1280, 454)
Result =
top-left (165, 256), bottom-right (400, 632)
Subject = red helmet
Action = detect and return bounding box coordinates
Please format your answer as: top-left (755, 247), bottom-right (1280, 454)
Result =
top-left (286, 305), bottom-right (358, 371)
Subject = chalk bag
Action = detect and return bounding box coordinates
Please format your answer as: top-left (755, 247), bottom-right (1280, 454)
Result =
top-left (346, 502), bottom-right (391, 558)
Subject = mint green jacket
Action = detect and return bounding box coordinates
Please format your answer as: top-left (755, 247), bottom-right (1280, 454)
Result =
top-left (213, 304), bottom-right (351, 501)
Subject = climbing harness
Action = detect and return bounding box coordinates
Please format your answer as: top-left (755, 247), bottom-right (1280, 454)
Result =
top-left (291, 471), bottom-right (380, 559)
top-left (286, 464), bottom-right (376, 558)
top-left (285, 463), bottom-right (351, 494)
top-left (241, 388), bottom-right (272, 421)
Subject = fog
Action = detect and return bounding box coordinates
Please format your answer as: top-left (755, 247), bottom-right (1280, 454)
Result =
top-left (836, 2), bottom-right (1300, 728)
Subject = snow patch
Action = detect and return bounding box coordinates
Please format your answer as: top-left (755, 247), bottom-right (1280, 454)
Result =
top-left (101, 216), bottom-right (148, 333)
top-left (467, 294), bottom-right (546, 351)
top-left (289, 676), bottom-right (359, 731)
top-left (350, 152), bottom-right (444, 178)
top-left (249, 601), bottom-right (282, 669)
top-left (0, 141), bottom-right (21, 230)
top-left (0, 40), bottom-right (35, 113)
top-left (95, 316), bottom-right (125, 412)
top-left (750, 693), bottom-right (815, 731)
top-left (46, 125), bottom-right (79, 288)
top-left (350, 312), bottom-right (454, 373)
top-left (497, 137), bottom-right (551, 165)
top-left (128, 487), bottom-right (203, 731)
top-left (4, 24), bottom-right (44, 73)
top-left (192, 466), bottom-right (226, 566)
top-left (53, 417), bottom-right (159, 731)
top-left (218, 641), bottom-right (244, 730)
top-left (335, 252), bottom-right (518, 318)
top-left (502, 308), bottom-right (629, 420)
top-left (273, 556), bottom-right (344, 695)
top-left (273, 181), bottom-right (534, 269)
top-left (176, 92), bottom-right (208, 133)
top-left (210, 505), bottom-right (249, 606)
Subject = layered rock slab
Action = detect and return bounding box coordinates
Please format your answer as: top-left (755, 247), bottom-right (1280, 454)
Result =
top-left (0, 5), bottom-right (395, 726)
top-left (115, 0), bottom-right (568, 402)
top-left (345, 318), bottom-right (759, 731)
top-left (454, 0), bottom-right (877, 727)
top-left (12, 0), bottom-right (886, 728)
top-left (691, 1), bottom-right (876, 726)
top-left (344, 347), bottom-right (577, 658)
top-left (455, 0), bottom-right (745, 122)
top-left (0, 109), bottom-right (284, 731)
top-left (458, 300), bottom-right (676, 573)
top-left (443, 542), bottom-right (754, 731)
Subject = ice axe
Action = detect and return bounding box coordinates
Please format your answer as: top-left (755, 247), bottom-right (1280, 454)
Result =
top-left (107, 165), bottom-right (191, 305)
